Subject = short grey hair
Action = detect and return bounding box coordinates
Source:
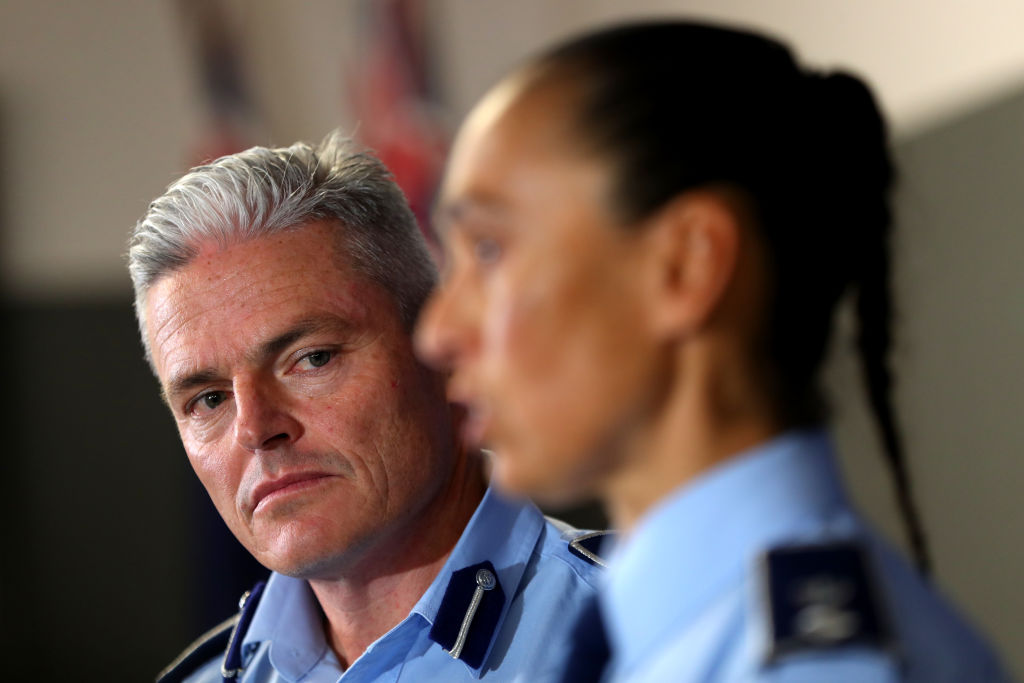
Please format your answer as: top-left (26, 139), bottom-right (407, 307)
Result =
top-left (128, 131), bottom-right (437, 365)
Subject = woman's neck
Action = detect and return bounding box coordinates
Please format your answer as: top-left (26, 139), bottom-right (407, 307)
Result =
top-left (602, 342), bottom-right (782, 531)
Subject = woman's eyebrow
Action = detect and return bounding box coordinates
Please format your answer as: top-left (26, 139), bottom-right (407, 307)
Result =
top-left (434, 196), bottom-right (507, 237)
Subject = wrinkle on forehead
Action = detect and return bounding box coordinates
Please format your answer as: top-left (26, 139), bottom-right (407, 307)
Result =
top-left (144, 226), bottom-right (381, 386)
top-left (163, 315), bottom-right (360, 404)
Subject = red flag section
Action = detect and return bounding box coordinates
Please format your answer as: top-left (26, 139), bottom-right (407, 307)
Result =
top-left (350, 0), bottom-right (448, 245)
top-left (175, 0), bottom-right (260, 166)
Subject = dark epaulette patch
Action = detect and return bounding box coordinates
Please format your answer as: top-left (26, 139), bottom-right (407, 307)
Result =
top-left (430, 561), bottom-right (506, 669)
top-left (156, 615), bottom-right (237, 683)
top-left (760, 542), bottom-right (894, 664)
top-left (221, 581), bottom-right (267, 679)
top-left (569, 530), bottom-right (614, 568)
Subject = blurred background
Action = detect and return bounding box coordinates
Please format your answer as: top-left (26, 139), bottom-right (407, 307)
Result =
top-left (1, 1), bottom-right (1021, 680)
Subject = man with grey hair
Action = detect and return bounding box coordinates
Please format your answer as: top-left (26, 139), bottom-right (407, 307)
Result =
top-left (130, 133), bottom-right (606, 682)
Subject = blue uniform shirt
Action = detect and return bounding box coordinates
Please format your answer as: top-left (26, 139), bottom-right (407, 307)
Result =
top-left (173, 486), bottom-right (605, 682)
top-left (601, 430), bottom-right (1009, 682)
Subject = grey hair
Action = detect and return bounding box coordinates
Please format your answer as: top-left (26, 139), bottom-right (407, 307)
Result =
top-left (128, 131), bottom-right (437, 366)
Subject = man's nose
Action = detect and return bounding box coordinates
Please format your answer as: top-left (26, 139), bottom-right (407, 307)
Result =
top-left (233, 377), bottom-right (303, 452)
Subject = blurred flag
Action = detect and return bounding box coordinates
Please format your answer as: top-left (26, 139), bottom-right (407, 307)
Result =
top-left (350, 0), bottom-right (448, 245)
top-left (171, 0), bottom-right (270, 633)
top-left (175, 0), bottom-right (261, 166)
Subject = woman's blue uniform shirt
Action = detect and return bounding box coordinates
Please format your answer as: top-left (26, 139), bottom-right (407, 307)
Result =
top-left (600, 430), bottom-right (1010, 682)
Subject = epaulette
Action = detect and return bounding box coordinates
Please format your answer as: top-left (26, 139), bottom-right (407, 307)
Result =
top-left (156, 616), bottom-right (236, 683)
top-left (430, 561), bottom-right (506, 669)
top-left (156, 581), bottom-right (266, 683)
top-left (759, 541), bottom-right (895, 665)
top-left (568, 530), bottom-right (615, 568)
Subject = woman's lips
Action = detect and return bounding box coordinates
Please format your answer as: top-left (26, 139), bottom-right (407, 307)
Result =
top-left (447, 379), bottom-right (495, 448)
top-left (460, 403), bottom-right (492, 448)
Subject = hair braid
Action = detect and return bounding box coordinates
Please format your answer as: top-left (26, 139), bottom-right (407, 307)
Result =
top-left (856, 236), bottom-right (933, 575)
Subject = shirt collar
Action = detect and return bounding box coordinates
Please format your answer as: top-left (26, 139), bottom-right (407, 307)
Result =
top-left (243, 571), bottom-right (331, 680)
top-left (240, 484), bottom-right (545, 677)
top-left (413, 485), bottom-right (544, 674)
top-left (603, 429), bottom-right (854, 673)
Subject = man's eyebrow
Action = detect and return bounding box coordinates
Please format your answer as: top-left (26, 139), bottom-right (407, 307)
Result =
top-left (163, 316), bottom-right (347, 403)
top-left (249, 316), bottom-right (343, 365)
top-left (163, 368), bottom-right (221, 405)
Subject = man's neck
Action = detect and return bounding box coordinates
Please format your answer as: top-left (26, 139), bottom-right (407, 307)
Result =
top-left (308, 454), bottom-right (487, 669)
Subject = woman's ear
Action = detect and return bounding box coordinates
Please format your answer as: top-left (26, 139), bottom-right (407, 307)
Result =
top-left (642, 190), bottom-right (742, 340)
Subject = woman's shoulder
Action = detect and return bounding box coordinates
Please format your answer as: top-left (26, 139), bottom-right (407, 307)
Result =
top-left (737, 534), bottom-right (1011, 682)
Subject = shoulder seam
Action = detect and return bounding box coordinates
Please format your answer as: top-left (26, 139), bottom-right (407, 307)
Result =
top-left (529, 538), bottom-right (604, 589)
top-left (569, 530), bottom-right (612, 568)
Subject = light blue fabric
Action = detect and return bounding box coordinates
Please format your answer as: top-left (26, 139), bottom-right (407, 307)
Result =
top-left (181, 485), bottom-right (602, 682)
top-left (601, 430), bottom-right (1010, 682)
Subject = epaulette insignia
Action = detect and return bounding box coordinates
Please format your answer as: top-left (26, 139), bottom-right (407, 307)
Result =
top-left (569, 530), bottom-right (614, 568)
top-left (430, 561), bottom-right (506, 669)
top-left (760, 542), bottom-right (894, 664)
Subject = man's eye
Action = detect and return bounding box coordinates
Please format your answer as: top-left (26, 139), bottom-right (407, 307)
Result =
top-left (301, 350), bottom-right (333, 369)
top-left (189, 391), bottom-right (229, 416)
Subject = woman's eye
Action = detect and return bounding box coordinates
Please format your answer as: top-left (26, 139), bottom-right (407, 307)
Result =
top-left (473, 237), bottom-right (503, 265)
top-left (189, 391), bottom-right (229, 416)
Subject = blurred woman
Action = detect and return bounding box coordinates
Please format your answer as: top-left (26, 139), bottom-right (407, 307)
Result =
top-left (416, 21), bottom-right (1008, 682)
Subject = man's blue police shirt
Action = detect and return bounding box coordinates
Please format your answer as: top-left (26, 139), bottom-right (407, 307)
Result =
top-left (168, 485), bottom-right (605, 682)
top-left (599, 430), bottom-right (1010, 682)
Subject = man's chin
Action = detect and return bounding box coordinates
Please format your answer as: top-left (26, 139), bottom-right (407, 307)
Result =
top-left (250, 525), bottom-right (374, 581)
top-left (257, 544), bottom-right (351, 581)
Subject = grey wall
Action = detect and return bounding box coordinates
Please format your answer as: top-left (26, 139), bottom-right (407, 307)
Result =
top-left (836, 85), bottom-right (1024, 664)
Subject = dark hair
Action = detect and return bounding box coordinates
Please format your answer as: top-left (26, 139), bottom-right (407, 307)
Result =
top-left (531, 22), bottom-right (931, 574)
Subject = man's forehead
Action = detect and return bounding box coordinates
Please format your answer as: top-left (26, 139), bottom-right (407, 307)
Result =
top-left (143, 228), bottom-right (385, 379)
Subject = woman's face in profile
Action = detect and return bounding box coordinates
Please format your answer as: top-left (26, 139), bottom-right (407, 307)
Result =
top-left (416, 82), bottom-right (665, 504)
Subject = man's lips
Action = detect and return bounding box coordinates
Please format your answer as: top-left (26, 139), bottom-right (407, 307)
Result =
top-left (248, 472), bottom-right (336, 515)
